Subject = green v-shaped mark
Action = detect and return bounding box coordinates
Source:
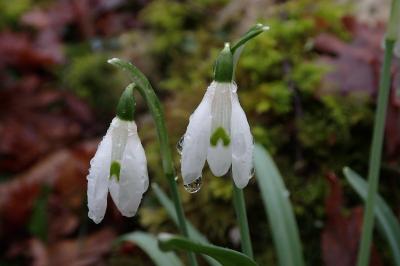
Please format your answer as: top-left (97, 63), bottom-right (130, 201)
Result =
top-left (210, 127), bottom-right (231, 147)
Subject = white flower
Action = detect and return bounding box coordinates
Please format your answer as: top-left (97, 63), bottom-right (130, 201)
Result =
top-left (87, 117), bottom-right (148, 223)
top-left (181, 81), bottom-right (253, 189)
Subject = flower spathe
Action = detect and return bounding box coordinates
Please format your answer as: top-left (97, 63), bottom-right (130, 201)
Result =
top-left (87, 117), bottom-right (148, 223)
top-left (181, 81), bottom-right (253, 189)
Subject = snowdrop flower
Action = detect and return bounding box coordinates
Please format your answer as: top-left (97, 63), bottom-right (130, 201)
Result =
top-left (87, 84), bottom-right (148, 223)
top-left (180, 43), bottom-right (253, 191)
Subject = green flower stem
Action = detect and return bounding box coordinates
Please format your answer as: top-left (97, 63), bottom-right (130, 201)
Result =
top-left (357, 39), bottom-right (395, 266)
top-left (232, 184), bottom-right (253, 259)
top-left (230, 23), bottom-right (269, 55)
top-left (231, 23), bottom-right (269, 79)
top-left (108, 58), bottom-right (198, 266)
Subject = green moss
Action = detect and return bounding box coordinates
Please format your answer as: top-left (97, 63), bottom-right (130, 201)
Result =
top-left (0, 0), bottom-right (32, 28)
top-left (64, 53), bottom-right (124, 116)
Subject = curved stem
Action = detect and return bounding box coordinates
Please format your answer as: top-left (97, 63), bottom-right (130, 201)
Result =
top-left (357, 39), bottom-right (395, 266)
top-left (232, 184), bottom-right (253, 259)
top-left (109, 58), bottom-right (198, 266)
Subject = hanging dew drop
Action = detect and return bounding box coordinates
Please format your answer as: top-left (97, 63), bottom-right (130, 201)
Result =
top-left (250, 166), bottom-right (255, 178)
top-left (176, 136), bottom-right (184, 155)
top-left (184, 177), bottom-right (202, 193)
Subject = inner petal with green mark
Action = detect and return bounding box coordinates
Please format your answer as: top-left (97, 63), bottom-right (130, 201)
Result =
top-left (110, 160), bottom-right (121, 182)
top-left (210, 126), bottom-right (231, 147)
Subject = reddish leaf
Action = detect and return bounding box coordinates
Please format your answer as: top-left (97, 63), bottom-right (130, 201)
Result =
top-left (315, 19), bottom-right (400, 158)
top-left (6, 229), bottom-right (116, 266)
top-left (322, 172), bottom-right (382, 266)
top-left (0, 89), bottom-right (94, 172)
top-left (0, 32), bottom-right (63, 69)
top-left (0, 140), bottom-right (97, 237)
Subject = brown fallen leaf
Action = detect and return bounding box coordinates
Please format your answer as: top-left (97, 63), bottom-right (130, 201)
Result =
top-left (0, 89), bottom-right (94, 172)
top-left (6, 228), bottom-right (116, 266)
top-left (322, 172), bottom-right (382, 266)
top-left (0, 140), bottom-right (97, 238)
top-left (314, 18), bottom-right (400, 158)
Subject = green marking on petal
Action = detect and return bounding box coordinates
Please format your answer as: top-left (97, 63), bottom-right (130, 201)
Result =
top-left (210, 127), bottom-right (231, 147)
top-left (110, 160), bottom-right (121, 182)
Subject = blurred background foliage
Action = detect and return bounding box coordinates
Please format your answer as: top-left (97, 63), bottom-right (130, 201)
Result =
top-left (0, 0), bottom-right (399, 265)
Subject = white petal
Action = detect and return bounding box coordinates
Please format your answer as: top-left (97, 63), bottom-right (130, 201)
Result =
top-left (231, 91), bottom-right (254, 188)
top-left (181, 84), bottom-right (214, 185)
top-left (87, 123), bottom-right (113, 224)
top-left (109, 121), bottom-right (148, 217)
top-left (207, 82), bottom-right (233, 176)
top-left (110, 118), bottom-right (129, 164)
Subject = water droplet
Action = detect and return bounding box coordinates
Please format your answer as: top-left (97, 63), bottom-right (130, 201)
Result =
top-left (176, 136), bottom-right (184, 155)
top-left (184, 177), bottom-right (202, 193)
top-left (250, 166), bottom-right (255, 178)
top-left (174, 176), bottom-right (179, 181)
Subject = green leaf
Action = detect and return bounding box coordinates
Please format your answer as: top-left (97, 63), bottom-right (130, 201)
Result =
top-left (152, 183), bottom-right (220, 266)
top-left (253, 144), bottom-right (305, 266)
top-left (158, 234), bottom-right (257, 266)
top-left (118, 231), bottom-right (183, 266)
top-left (343, 167), bottom-right (400, 266)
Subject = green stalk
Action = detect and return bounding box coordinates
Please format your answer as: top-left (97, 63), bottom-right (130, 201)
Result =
top-left (232, 184), bottom-right (253, 259)
top-left (356, 39), bottom-right (395, 266)
top-left (109, 58), bottom-right (198, 266)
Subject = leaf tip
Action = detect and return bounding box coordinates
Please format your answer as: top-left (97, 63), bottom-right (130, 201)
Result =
top-left (107, 57), bottom-right (120, 65)
top-left (158, 232), bottom-right (174, 242)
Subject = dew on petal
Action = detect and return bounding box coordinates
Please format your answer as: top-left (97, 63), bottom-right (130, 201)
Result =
top-left (176, 135), bottom-right (184, 155)
top-left (184, 176), bottom-right (202, 193)
top-left (250, 166), bottom-right (255, 178)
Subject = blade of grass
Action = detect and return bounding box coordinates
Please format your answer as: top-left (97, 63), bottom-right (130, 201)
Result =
top-left (118, 231), bottom-right (183, 266)
top-left (357, 37), bottom-right (395, 266)
top-left (254, 144), bottom-right (305, 266)
top-left (232, 184), bottom-right (253, 258)
top-left (152, 183), bottom-right (220, 266)
top-left (344, 167), bottom-right (400, 266)
top-left (158, 234), bottom-right (257, 266)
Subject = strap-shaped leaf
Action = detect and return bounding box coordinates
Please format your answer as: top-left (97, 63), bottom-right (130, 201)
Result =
top-left (152, 183), bottom-right (220, 266)
top-left (118, 231), bottom-right (183, 266)
top-left (343, 167), bottom-right (400, 266)
top-left (158, 234), bottom-right (257, 266)
top-left (254, 144), bottom-right (305, 266)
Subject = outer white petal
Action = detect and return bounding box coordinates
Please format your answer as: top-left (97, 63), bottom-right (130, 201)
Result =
top-left (207, 82), bottom-right (232, 177)
top-left (87, 123), bottom-right (113, 224)
top-left (181, 84), bottom-right (214, 185)
top-left (109, 121), bottom-right (148, 217)
top-left (231, 91), bottom-right (254, 189)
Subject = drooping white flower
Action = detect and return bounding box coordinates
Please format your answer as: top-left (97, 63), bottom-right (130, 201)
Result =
top-left (87, 84), bottom-right (148, 223)
top-left (180, 43), bottom-right (254, 190)
top-left (181, 81), bottom-right (253, 189)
